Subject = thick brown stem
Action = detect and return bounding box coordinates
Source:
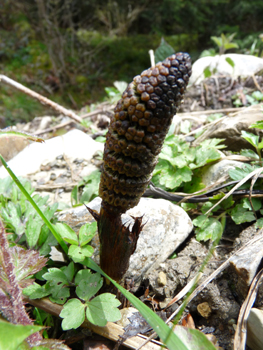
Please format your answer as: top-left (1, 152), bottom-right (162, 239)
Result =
top-left (88, 203), bottom-right (144, 283)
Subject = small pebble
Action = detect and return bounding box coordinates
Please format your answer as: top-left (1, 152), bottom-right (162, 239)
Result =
top-left (197, 302), bottom-right (212, 318)
top-left (157, 271), bottom-right (167, 286)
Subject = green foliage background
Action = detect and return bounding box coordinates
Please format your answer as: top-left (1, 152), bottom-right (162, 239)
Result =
top-left (1, 0), bottom-right (263, 124)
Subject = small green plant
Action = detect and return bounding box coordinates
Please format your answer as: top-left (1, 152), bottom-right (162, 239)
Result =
top-left (71, 169), bottom-right (101, 205)
top-left (232, 90), bottom-right (263, 107)
top-left (152, 135), bottom-right (225, 192)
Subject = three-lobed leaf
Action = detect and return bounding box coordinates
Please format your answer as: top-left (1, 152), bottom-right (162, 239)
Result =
top-left (86, 293), bottom-right (121, 327)
top-left (75, 270), bottom-right (103, 301)
top-left (60, 299), bottom-right (86, 330)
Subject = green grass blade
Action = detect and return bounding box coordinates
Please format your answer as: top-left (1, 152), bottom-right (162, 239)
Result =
top-left (0, 154), bottom-right (68, 255)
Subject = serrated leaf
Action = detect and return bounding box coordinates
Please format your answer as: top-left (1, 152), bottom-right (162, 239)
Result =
top-left (75, 270), bottom-right (103, 301)
top-left (86, 293), bottom-right (121, 326)
top-left (79, 222), bottom-right (97, 246)
top-left (54, 223), bottom-right (78, 245)
top-left (241, 130), bottom-right (259, 148)
top-left (194, 147), bottom-right (221, 168)
top-left (22, 283), bottom-right (50, 299)
top-left (160, 166), bottom-right (192, 189)
top-left (229, 164), bottom-right (260, 181)
top-left (68, 245), bottom-right (94, 263)
top-left (231, 204), bottom-right (255, 224)
top-left (0, 319), bottom-right (43, 350)
top-left (60, 299), bottom-right (86, 330)
top-left (195, 218), bottom-right (222, 242)
top-left (11, 246), bottom-right (47, 287)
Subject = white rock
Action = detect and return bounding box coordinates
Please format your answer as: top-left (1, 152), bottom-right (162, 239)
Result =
top-left (202, 159), bottom-right (244, 187)
top-left (57, 197), bottom-right (193, 281)
top-left (190, 54), bottom-right (263, 85)
top-left (247, 308), bottom-right (263, 350)
top-left (0, 129), bottom-right (104, 178)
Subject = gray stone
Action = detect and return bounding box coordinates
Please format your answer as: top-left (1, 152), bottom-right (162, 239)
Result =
top-left (190, 54), bottom-right (263, 85)
top-left (56, 197), bottom-right (193, 281)
top-left (201, 159), bottom-right (244, 187)
top-left (193, 104), bottom-right (263, 152)
top-left (0, 129), bottom-right (104, 178)
top-left (247, 308), bottom-right (263, 350)
top-left (229, 234), bottom-right (263, 290)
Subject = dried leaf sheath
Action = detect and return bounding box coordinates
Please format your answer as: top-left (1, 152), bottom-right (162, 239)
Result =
top-left (90, 53), bottom-right (191, 282)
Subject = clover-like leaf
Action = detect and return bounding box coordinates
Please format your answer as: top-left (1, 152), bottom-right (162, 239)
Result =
top-left (75, 270), bottom-right (103, 301)
top-left (54, 223), bottom-right (78, 245)
top-left (60, 299), bottom-right (86, 330)
top-left (86, 293), bottom-right (121, 326)
top-left (68, 245), bottom-right (94, 263)
top-left (79, 222), bottom-right (97, 246)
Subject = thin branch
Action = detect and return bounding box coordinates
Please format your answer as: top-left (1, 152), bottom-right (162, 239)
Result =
top-left (0, 75), bottom-right (82, 123)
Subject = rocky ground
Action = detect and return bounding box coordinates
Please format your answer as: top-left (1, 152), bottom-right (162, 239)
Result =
top-left (2, 56), bottom-right (263, 349)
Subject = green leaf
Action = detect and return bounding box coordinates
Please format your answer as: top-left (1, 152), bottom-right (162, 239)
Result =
top-left (42, 268), bottom-right (69, 285)
top-left (160, 166), bottom-right (192, 190)
top-left (256, 218), bottom-right (263, 228)
top-left (195, 218), bottom-right (222, 242)
top-left (231, 204), bottom-right (255, 224)
top-left (25, 214), bottom-right (43, 248)
top-left (155, 38), bottom-right (175, 63)
top-left (250, 120), bottom-right (263, 129)
top-left (0, 320), bottom-right (43, 350)
top-left (22, 283), bottom-right (50, 299)
top-left (54, 223), bottom-right (78, 245)
top-left (225, 57), bottom-right (235, 68)
top-left (180, 203), bottom-right (198, 211)
top-left (194, 147), bottom-right (221, 168)
top-left (79, 222), bottom-right (97, 246)
top-left (60, 299), bottom-right (86, 330)
top-left (203, 66), bottom-right (212, 78)
top-left (68, 245), bottom-right (94, 263)
top-left (241, 130), bottom-right (259, 148)
top-left (240, 149), bottom-right (259, 159)
top-left (192, 215), bottom-right (208, 228)
top-left (242, 198), bottom-right (262, 211)
top-left (86, 293), bottom-right (121, 327)
top-left (60, 262), bottom-right (75, 283)
top-left (75, 270), bottom-right (103, 301)
top-left (47, 284), bottom-right (70, 305)
top-left (229, 164), bottom-right (260, 181)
